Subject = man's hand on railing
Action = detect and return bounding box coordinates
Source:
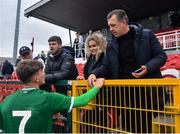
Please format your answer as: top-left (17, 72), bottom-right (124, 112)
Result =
top-left (76, 76), bottom-right (85, 80)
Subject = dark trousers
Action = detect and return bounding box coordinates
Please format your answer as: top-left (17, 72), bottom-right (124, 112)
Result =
top-left (55, 85), bottom-right (72, 133)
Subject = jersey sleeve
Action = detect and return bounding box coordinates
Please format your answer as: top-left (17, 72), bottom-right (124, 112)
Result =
top-left (73, 86), bottom-right (99, 107)
top-left (47, 92), bottom-right (72, 113)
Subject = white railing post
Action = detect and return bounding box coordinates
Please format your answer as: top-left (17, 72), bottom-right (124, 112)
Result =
top-left (156, 29), bottom-right (180, 50)
top-left (163, 35), bottom-right (166, 49)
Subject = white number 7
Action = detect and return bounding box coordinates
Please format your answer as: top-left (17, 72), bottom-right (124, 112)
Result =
top-left (13, 111), bottom-right (31, 134)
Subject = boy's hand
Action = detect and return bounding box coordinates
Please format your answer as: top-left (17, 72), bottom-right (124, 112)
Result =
top-left (92, 78), bottom-right (104, 89)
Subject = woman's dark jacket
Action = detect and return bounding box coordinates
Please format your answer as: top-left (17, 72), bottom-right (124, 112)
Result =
top-left (84, 53), bottom-right (105, 79)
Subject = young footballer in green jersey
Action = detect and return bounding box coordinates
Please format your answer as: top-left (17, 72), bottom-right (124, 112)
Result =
top-left (0, 59), bottom-right (104, 133)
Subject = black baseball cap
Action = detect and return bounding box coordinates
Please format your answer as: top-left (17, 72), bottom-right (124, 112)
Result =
top-left (19, 46), bottom-right (31, 56)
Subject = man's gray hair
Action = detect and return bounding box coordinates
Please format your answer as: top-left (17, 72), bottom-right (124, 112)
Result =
top-left (107, 9), bottom-right (129, 23)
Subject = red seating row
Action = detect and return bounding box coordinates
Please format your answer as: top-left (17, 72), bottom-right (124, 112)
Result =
top-left (161, 54), bottom-right (180, 70)
top-left (0, 83), bottom-right (24, 102)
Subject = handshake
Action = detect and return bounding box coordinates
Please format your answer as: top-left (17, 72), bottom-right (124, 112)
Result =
top-left (77, 75), bottom-right (104, 89)
top-left (87, 74), bottom-right (104, 89)
top-left (89, 78), bottom-right (104, 89)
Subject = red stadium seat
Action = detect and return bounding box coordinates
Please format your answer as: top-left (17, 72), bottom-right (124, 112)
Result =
top-left (161, 54), bottom-right (180, 71)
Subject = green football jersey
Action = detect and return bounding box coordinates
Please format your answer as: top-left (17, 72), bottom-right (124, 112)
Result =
top-left (0, 103), bottom-right (3, 132)
top-left (0, 88), bottom-right (72, 133)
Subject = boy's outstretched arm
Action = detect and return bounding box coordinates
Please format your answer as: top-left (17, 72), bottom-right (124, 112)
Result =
top-left (73, 78), bottom-right (104, 108)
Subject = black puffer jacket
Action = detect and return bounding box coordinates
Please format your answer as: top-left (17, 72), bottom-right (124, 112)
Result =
top-left (45, 46), bottom-right (78, 83)
top-left (2, 61), bottom-right (14, 75)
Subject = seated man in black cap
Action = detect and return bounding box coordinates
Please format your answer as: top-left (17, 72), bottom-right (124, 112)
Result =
top-left (11, 46), bottom-right (45, 79)
top-left (19, 46), bottom-right (33, 60)
top-left (19, 46), bottom-right (45, 68)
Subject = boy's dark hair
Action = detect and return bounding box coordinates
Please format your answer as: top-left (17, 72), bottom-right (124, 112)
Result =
top-left (48, 36), bottom-right (62, 45)
top-left (107, 9), bottom-right (129, 23)
top-left (16, 59), bottom-right (43, 83)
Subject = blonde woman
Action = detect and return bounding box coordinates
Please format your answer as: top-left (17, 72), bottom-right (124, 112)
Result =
top-left (77, 33), bottom-right (107, 132)
top-left (77, 33), bottom-right (107, 80)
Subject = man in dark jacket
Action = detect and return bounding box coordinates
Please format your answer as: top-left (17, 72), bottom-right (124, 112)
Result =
top-left (45, 35), bottom-right (78, 133)
top-left (88, 9), bottom-right (167, 133)
top-left (45, 36), bottom-right (78, 83)
top-left (2, 60), bottom-right (14, 79)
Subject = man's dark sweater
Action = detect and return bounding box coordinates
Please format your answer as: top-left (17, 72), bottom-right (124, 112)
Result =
top-left (118, 27), bottom-right (138, 79)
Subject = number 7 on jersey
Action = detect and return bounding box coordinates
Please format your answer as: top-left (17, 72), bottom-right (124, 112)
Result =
top-left (13, 111), bottom-right (31, 134)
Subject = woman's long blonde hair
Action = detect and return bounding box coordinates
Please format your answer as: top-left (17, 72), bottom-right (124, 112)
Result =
top-left (85, 32), bottom-right (107, 61)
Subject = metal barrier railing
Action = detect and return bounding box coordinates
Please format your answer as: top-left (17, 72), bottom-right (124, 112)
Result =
top-left (72, 79), bottom-right (180, 133)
